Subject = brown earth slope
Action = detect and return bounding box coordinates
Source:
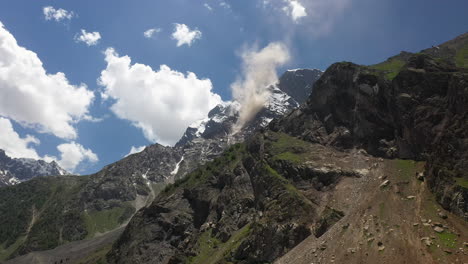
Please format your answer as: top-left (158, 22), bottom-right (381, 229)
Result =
top-left (276, 157), bottom-right (468, 264)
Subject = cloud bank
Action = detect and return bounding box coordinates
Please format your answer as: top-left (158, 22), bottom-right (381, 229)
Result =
top-left (172, 24), bottom-right (202, 47)
top-left (99, 48), bottom-right (222, 145)
top-left (0, 22), bottom-right (94, 139)
top-left (231, 42), bottom-right (290, 133)
top-left (0, 117), bottom-right (41, 160)
top-left (75, 29), bottom-right (101, 46)
top-left (53, 142), bottom-right (98, 172)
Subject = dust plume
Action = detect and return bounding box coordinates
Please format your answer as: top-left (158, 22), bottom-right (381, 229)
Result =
top-left (231, 42), bottom-right (290, 133)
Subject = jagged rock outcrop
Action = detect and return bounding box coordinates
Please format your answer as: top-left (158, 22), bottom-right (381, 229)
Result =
top-left (278, 69), bottom-right (323, 104)
top-left (270, 62), bottom-right (395, 155)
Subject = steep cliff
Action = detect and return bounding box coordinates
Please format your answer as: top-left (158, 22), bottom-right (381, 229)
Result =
top-left (271, 53), bottom-right (468, 220)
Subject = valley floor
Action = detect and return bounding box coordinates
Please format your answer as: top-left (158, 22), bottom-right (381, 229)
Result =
top-left (3, 227), bottom-right (123, 264)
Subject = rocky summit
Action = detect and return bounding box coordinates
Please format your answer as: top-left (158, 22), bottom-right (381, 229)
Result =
top-left (2, 34), bottom-right (468, 264)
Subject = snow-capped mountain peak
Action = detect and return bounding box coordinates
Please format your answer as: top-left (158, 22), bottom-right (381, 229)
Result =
top-left (176, 68), bottom-right (323, 147)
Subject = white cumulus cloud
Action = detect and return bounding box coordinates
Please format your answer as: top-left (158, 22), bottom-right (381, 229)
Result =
top-left (283, 0), bottom-right (307, 22)
top-left (0, 22), bottom-right (95, 140)
top-left (231, 42), bottom-right (290, 133)
top-left (43, 6), bottom-right (75, 22)
top-left (125, 145), bottom-right (146, 157)
top-left (75, 29), bottom-right (101, 46)
top-left (143, 28), bottom-right (161, 38)
top-left (171, 24), bottom-right (202, 47)
top-left (99, 48), bottom-right (223, 146)
top-left (0, 117), bottom-right (41, 159)
top-left (53, 142), bottom-right (98, 172)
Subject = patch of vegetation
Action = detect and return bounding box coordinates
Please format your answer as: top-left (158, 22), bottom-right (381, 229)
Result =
top-left (421, 190), bottom-right (442, 222)
top-left (0, 178), bottom-right (60, 247)
top-left (274, 152), bottom-right (302, 164)
top-left (265, 165), bottom-right (308, 203)
top-left (455, 44), bottom-right (468, 68)
top-left (262, 164), bottom-right (314, 222)
top-left (454, 177), bottom-right (468, 189)
top-left (378, 202), bottom-right (386, 218)
top-left (437, 231), bottom-right (458, 249)
top-left (83, 204), bottom-right (134, 238)
top-left (0, 176), bottom-right (90, 258)
top-left (267, 132), bottom-right (312, 164)
top-left (187, 225), bottom-right (251, 264)
top-left (395, 159), bottom-right (417, 181)
top-left (269, 133), bottom-right (309, 153)
top-left (0, 236), bottom-right (25, 261)
top-left (370, 59), bottom-right (405, 80)
top-left (163, 144), bottom-right (246, 194)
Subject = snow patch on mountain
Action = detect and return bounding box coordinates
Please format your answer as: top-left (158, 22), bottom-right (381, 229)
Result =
top-left (266, 84), bottom-right (299, 114)
top-left (177, 69), bottom-right (323, 147)
top-left (287, 68), bottom-right (322, 72)
top-left (8, 177), bottom-right (20, 185)
top-left (171, 156), bottom-right (184, 176)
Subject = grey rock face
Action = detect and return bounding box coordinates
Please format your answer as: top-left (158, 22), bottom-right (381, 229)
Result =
top-left (278, 69), bottom-right (323, 104)
top-left (80, 144), bottom-right (183, 211)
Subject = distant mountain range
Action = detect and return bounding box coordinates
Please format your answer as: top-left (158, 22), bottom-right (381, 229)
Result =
top-left (0, 150), bottom-right (68, 187)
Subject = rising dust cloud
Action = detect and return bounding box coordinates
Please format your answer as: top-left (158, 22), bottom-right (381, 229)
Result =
top-left (231, 42), bottom-right (290, 134)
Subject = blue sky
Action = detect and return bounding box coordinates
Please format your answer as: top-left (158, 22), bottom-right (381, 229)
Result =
top-left (0, 0), bottom-right (467, 175)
